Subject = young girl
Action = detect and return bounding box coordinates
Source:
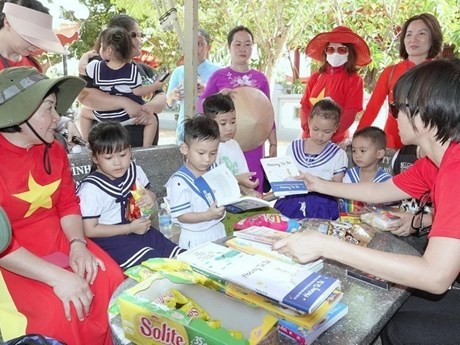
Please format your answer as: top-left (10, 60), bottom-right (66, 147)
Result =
top-left (77, 122), bottom-right (184, 269)
top-left (275, 99), bottom-right (348, 219)
top-left (80, 27), bottom-right (165, 147)
top-left (202, 92), bottom-right (260, 197)
top-left (166, 116), bottom-right (227, 249)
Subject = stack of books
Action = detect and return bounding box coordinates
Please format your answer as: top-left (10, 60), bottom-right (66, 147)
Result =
top-left (278, 302), bottom-right (349, 344)
top-left (177, 240), bottom-right (347, 342)
top-left (228, 225), bottom-right (323, 272)
top-left (224, 226), bottom-right (347, 342)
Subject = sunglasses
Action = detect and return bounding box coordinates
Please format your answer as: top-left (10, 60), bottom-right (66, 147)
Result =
top-left (411, 191), bottom-right (431, 237)
top-left (325, 46), bottom-right (348, 55)
top-left (130, 31), bottom-right (145, 39)
top-left (389, 102), bottom-right (410, 119)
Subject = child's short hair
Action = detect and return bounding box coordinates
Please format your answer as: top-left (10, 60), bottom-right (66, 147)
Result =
top-left (310, 98), bottom-right (341, 126)
top-left (88, 121), bottom-right (130, 156)
top-left (183, 116), bottom-right (220, 145)
top-left (99, 26), bottom-right (132, 62)
top-left (202, 93), bottom-right (235, 119)
top-left (353, 126), bottom-right (387, 149)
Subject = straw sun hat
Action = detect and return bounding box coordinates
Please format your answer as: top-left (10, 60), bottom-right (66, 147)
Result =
top-left (305, 26), bottom-right (371, 67)
top-left (2, 2), bottom-right (67, 55)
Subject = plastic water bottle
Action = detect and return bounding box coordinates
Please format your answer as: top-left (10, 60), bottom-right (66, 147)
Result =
top-left (158, 203), bottom-right (172, 239)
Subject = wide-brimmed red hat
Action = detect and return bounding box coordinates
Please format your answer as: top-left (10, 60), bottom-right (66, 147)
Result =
top-left (305, 26), bottom-right (371, 66)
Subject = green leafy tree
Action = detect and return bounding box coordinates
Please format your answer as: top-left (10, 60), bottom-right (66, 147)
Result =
top-left (71, 0), bottom-right (459, 92)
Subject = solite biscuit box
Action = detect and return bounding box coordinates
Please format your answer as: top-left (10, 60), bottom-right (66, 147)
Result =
top-left (117, 274), bottom-right (278, 345)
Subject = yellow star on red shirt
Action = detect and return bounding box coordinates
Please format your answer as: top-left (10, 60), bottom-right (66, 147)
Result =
top-left (309, 88), bottom-right (326, 105)
top-left (13, 173), bottom-right (61, 218)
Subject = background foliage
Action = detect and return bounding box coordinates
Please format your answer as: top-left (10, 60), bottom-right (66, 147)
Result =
top-left (61, 0), bottom-right (460, 92)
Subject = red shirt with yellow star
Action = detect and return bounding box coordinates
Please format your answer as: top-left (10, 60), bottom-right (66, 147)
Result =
top-left (0, 135), bottom-right (124, 344)
top-left (300, 65), bottom-right (364, 143)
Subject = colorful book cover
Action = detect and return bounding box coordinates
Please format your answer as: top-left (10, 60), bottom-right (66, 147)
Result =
top-left (260, 156), bottom-right (308, 197)
top-left (233, 225), bottom-right (291, 245)
top-left (225, 237), bottom-right (323, 272)
top-left (177, 242), bottom-right (340, 314)
top-left (278, 303), bottom-right (349, 344)
top-left (225, 283), bottom-right (343, 330)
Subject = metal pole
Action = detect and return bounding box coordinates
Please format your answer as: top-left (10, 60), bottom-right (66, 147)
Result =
top-left (183, 0), bottom-right (198, 119)
top-left (62, 53), bottom-right (68, 76)
top-left (166, 0), bottom-right (184, 49)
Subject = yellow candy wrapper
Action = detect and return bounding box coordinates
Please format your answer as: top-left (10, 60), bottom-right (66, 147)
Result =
top-left (179, 299), bottom-right (210, 321)
top-left (128, 181), bottom-right (154, 220)
top-left (155, 288), bottom-right (190, 309)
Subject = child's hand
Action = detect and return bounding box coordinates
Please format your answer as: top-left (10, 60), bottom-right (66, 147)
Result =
top-left (207, 202), bottom-right (226, 220)
top-left (152, 81), bottom-right (164, 91)
top-left (129, 217), bottom-right (152, 235)
top-left (236, 172), bottom-right (259, 189)
top-left (137, 189), bottom-right (156, 210)
top-left (244, 189), bottom-right (263, 199)
top-left (78, 50), bottom-right (99, 75)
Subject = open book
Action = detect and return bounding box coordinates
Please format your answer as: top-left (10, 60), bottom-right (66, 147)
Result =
top-left (198, 164), bottom-right (271, 213)
top-left (260, 156), bottom-right (308, 197)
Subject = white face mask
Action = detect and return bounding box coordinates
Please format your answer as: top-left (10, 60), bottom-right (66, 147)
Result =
top-left (326, 53), bottom-right (348, 67)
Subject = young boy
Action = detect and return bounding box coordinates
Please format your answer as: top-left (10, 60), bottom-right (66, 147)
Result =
top-left (202, 93), bottom-right (261, 197)
top-left (340, 126), bottom-right (392, 213)
top-left (165, 116), bottom-right (227, 249)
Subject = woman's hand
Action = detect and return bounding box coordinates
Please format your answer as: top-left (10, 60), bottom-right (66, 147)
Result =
top-left (197, 82), bottom-right (206, 97)
top-left (131, 104), bottom-right (155, 125)
top-left (295, 172), bottom-right (322, 193)
top-left (386, 211), bottom-right (415, 237)
top-left (273, 230), bottom-right (326, 264)
top-left (236, 172), bottom-right (259, 189)
top-left (52, 269), bottom-right (95, 321)
top-left (129, 218), bottom-right (152, 235)
top-left (65, 120), bottom-right (83, 149)
top-left (69, 243), bottom-right (105, 285)
top-left (268, 144), bottom-right (277, 158)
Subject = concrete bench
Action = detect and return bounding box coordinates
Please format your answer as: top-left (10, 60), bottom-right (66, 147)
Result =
top-left (69, 144), bottom-right (183, 198)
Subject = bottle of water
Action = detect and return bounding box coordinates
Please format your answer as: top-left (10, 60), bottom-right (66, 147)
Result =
top-left (158, 203), bottom-right (172, 239)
